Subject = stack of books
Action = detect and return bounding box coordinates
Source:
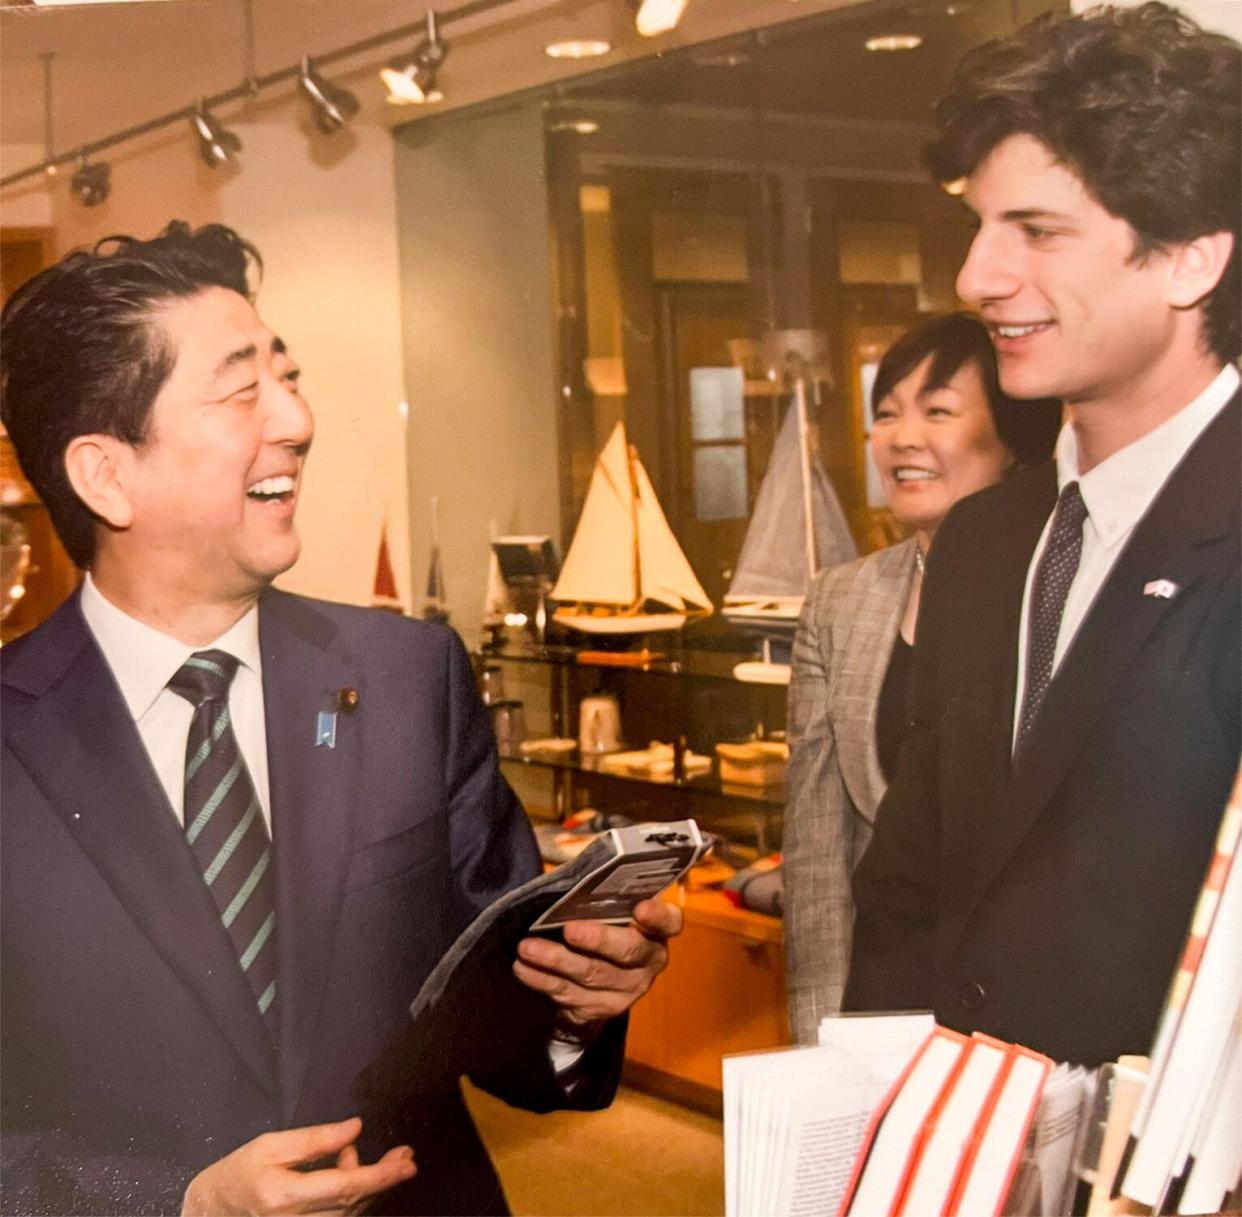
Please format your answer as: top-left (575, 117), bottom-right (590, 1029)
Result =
top-left (1110, 768), bottom-right (1242, 1215)
top-left (724, 769), bottom-right (1242, 1217)
top-left (724, 1014), bottom-right (1087, 1217)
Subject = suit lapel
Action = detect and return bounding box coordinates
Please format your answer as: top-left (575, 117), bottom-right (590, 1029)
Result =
top-left (946, 467), bottom-right (1055, 894)
top-left (259, 591), bottom-right (362, 1125)
top-left (3, 596), bottom-right (278, 1094)
top-left (977, 396), bottom-right (1240, 898)
top-left (833, 541), bottom-right (915, 821)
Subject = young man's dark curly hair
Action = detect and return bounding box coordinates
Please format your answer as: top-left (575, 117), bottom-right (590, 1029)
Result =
top-left (0, 221), bottom-right (262, 568)
top-left (925, 1), bottom-right (1240, 363)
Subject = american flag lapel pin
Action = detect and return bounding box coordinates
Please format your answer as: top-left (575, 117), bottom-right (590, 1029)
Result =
top-left (1143, 579), bottom-right (1180, 600)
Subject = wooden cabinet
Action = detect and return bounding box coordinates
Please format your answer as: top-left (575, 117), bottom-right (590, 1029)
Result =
top-left (624, 885), bottom-right (788, 1114)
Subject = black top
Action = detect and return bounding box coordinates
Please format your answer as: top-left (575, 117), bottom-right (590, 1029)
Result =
top-left (876, 632), bottom-right (914, 784)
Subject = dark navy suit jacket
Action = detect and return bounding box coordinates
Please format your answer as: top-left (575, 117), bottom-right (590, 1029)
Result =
top-left (1, 589), bottom-right (621, 1215)
top-left (845, 394), bottom-right (1240, 1066)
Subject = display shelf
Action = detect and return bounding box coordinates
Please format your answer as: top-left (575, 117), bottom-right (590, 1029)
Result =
top-left (477, 640), bottom-right (769, 683)
top-left (478, 640), bottom-right (787, 853)
top-left (499, 746), bottom-right (784, 807)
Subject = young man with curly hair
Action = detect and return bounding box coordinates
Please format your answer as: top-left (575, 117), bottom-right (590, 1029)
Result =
top-left (844, 2), bottom-right (1239, 1067)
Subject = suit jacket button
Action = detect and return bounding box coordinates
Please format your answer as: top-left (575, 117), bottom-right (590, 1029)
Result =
top-left (960, 981), bottom-right (987, 1010)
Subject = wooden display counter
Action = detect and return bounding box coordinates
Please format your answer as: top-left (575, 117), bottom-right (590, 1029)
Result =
top-left (623, 883), bottom-right (788, 1115)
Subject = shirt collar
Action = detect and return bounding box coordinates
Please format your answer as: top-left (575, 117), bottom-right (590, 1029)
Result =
top-left (1055, 363), bottom-right (1240, 550)
top-left (80, 574), bottom-right (262, 722)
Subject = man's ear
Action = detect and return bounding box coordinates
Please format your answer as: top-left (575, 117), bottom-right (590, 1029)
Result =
top-left (1166, 230), bottom-right (1234, 311)
top-left (64, 435), bottom-right (136, 530)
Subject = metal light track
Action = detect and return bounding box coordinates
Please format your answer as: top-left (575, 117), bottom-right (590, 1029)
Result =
top-left (0, 0), bottom-right (526, 189)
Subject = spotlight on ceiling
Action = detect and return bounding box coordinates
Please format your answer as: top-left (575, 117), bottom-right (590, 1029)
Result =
top-left (380, 10), bottom-right (447, 105)
top-left (299, 55), bottom-right (360, 134)
top-left (70, 156), bottom-right (110, 207)
top-left (548, 118), bottom-right (600, 134)
top-left (634, 0), bottom-right (688, 37)
top-left (544, 39), bottom-right (611, 60)
top-left (192, 100), bottom-right (242, 167)
top-left (865, 33), bottom-right (923, 52)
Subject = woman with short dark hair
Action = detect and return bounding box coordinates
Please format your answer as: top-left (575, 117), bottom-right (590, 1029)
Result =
top-left (783, 313), bottom-right (1059, 1043)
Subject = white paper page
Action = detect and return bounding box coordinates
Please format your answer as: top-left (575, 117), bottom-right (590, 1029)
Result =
top-left (756, 1074), bottom-right (788, 1217)
top-left (756, 1055), bottom-right (856, 1217)
top-left (772, 1061), bottom-right (898, 1217)
top-left (726, 1040), bottom-right (924, 1217)
top-left (819, 1012), bottom-right (935, 1057)
top-left (724, 1053), bottom-right (763, 1216)
top-left (1032, 1064), bottom-right (1089, 1217)
top-left (725, 1048), bottom-right (837, 1217)
top-left (1178, 1010), bottom-right (1242, 1215)
top-left (1123, 843), bottom-right (1242, 1205)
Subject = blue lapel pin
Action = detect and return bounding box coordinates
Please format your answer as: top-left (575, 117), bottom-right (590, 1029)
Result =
top-left (315, 711), bottom-right (338, 748)
top-left (1143, 579), bottom-right (1179, 600)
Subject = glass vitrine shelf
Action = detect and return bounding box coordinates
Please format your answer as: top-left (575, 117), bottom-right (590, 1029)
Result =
top-left (479, 640), bottom-right (762, 683)
top-left (478, 640), bottom-right (787, 853)
top-left (498, 744), bottom-right (784, 808)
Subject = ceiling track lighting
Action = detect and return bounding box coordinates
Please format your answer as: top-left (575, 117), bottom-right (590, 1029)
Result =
top-left (380, 9), bottom-right (448, 106)
top-left (192, 99), bottom-right (242, 168)
top-left (864, 33), bottom-right (923, 52)
top-left (633, 0), bottom-right (689, 38)
top-left (70, 153), bottom-right (110, 207)
top-left (0, 0), bottom-right (552, 191)
top-left (544, 39), bottom-right (612, 60)
top-left (39, 51), bottom-right (58, 176)
top-left (299, 55), bottom-right (360, 134)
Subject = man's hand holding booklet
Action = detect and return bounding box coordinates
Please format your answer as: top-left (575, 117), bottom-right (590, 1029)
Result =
top-left (353, 820), bottom-right (704, 1123)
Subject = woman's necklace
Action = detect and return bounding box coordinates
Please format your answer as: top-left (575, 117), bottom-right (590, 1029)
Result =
top-left (914, 545), bottom-right (926, 577)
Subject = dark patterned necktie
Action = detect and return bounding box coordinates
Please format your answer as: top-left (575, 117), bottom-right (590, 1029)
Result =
top-left (168, 650), bottom-right (278, 1031)
top-left (1017, 481), bottom-right (1089, 748)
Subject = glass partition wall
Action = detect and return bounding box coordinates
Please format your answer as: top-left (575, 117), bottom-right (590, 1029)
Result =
top-left (543, 0), bottom-right (1061, 636)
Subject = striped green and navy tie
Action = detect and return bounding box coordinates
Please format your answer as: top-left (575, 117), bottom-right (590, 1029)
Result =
top-left (169, 650), bottom-right (278, 1032)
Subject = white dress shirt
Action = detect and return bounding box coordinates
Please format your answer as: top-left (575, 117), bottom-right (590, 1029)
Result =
top-left (80, 574), bottom-right (272, 832)
top-left (1012, 363), bottom-right (1240, 749)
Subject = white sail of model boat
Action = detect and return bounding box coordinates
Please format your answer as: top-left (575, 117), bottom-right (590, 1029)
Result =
top-left (724, 380), bottom-right (855, 628)
top-left (724, 380), bottom-right (856, 683)
top-left (553, 421), bottom-right (712, 634)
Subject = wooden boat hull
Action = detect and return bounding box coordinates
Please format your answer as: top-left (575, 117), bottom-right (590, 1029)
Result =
top-left (731, 660), bottom-right (792, 685)
top-left (553, 608), bottom-right (690, 635)
top-left (721, 594), bottom-right (803, 625)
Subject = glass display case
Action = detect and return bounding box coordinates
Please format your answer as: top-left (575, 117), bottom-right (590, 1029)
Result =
top-left (476, 639), bottom-right (787, 854)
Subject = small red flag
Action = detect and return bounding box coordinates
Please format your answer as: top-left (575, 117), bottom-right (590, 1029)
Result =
top-left (372, 523), bottom-right (403, 612)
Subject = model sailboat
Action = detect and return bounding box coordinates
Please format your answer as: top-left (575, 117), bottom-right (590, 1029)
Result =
top-left (552, 422), bottom-right (712, 635)
top-left (724, 380), bottom-right (855, 680)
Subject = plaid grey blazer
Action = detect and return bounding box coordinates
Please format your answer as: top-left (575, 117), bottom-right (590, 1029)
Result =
top-left (784, 538), bottom-right (918, 1044)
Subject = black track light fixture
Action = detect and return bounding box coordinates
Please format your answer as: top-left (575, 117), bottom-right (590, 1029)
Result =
top-left (298, 56), bottom-right (360, 135)
top-left (633, 0), bottom-right (689, 37)
top-left (380, 10), bottom-right (448, 105)
top-left (70, 154), bottom-right (111, 207)
top-left (192, 99), bottom-right (242, 168)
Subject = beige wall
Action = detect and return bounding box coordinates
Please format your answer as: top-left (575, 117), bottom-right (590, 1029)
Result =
top-left (1, 110), bottom-right (410, 609)
top-left (219, 120), bottom-right (410, 609)
top-left (0, 144), bottom-right (54, 228)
